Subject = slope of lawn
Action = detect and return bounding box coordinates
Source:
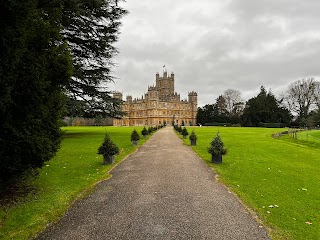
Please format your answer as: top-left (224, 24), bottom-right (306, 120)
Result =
top-left (0, 126), bottom-right (147, 240)
top-left (180, 127), bottom-right (320, 240)
top-left (296, 130), bottom-right (320, 144)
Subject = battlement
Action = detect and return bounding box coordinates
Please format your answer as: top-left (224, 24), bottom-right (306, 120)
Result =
top-left (188, 91), bottom-right (197, 96)
top-left (148, 85), bottom-right (157, 91)
top-left (156, 71), bottom-right (174, 80)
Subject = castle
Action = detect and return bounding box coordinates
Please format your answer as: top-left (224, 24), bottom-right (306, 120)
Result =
top-left (113, 70), bottom-right (197, 126)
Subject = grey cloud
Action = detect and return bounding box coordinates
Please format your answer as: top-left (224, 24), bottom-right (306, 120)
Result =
top-left (112, 0), bottom-right (320, 107)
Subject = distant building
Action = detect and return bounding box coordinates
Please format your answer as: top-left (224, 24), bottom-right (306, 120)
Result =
top-left (113, 70), bottom-right (197, 126)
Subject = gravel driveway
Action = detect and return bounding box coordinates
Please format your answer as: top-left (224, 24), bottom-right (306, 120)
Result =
top-left (36, 127), bottom-right (270, 240)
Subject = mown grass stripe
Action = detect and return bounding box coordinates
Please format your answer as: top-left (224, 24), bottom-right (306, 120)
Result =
top-left (179, 127), bottom-right (320, 240)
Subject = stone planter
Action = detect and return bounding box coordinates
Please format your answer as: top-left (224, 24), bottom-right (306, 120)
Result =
top-left (212, 155), bottom-right (222, 164)
top-left (183, 135), bottom-right (187, 139)
top-left (142, 135), bottom-right (146, 139)
top-left (132, 140), bottom-right (138, 146)
top-left (103, 155), bottom-right (115, 164)
top-left (190, 139), bottom-right (196, 146)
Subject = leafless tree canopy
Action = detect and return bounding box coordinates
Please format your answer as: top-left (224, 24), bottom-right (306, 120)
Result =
top-left (222, 89), bottom-right (244, 116)
top-left (285, 77), bottom-right (319, 119)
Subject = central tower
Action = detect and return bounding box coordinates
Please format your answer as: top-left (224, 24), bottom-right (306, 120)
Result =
top-left (155, 71), bottom-right (175, 97)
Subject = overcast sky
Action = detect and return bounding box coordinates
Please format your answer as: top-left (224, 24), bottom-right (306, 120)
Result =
top-left (111, 0), bottom-right (320, 107)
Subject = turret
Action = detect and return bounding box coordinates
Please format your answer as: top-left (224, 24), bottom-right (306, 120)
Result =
top-left (147, 85), bottom-right (159, 100)
top-left (113, 91), bottom-right (123, 101)
top-left (188, 91), bottom-right (198, 126)
top-left (188, 91), bottom-right (198, 104)
top-left (126, 95), bottom-right (132, 103)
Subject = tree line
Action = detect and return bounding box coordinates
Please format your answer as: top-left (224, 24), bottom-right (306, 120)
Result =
top-left (0, 0), bottom-right (127, 183)
top-left (197, 77), bottom-right (320, 128)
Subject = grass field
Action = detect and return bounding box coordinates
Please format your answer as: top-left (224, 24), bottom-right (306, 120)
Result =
top-left (1, 126), bottom-right (319, 240)
top-left (296, 130), bottom-right (320, 144)
top-left (180, 127), bottom-right (320, 240)
top-left (0, 126), bottom-right (147, 240)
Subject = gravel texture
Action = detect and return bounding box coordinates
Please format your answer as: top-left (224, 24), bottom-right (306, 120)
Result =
top-left (36, 127), bottom-right (270, 240)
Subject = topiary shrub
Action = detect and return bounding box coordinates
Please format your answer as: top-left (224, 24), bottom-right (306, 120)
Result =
top-left (208, 132), bottom-right (227, 156)
top-left (141, 127), bottom-right (148, 137)
top-left (182, 127), bottom-right (189, 138)
top-left (189, 130), bottom-right (197, 145)
top-left (148, 126), bottom-right (153, 134)
top-left (208, 132), bottom-right (227, 163)
top-left (131, 129), bottom-right (140, 145)
top-left (98, 133), bottom-right (119, 164)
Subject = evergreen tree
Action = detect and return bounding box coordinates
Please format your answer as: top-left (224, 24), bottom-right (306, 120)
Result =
top-left (61, 0), bottom-right (127, 117)
top-left (0, 0), bottom-right (72, 182)
top-left (241, 86), bottom-right (292, 127)
top-left (197, 104), bottom-right (214, 125)
top-left (212, 95), bottom-right (228, 123)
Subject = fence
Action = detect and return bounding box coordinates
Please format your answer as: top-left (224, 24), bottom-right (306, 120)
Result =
top-left (287, 128), bottom-right (320, 143)
top-left (296, 130), bottom-right (320, 143)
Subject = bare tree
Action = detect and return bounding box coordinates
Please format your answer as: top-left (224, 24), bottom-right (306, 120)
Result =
top-left (222, 89), bottom-right (244, 116)
top-left (285, 77), bottom-right (318, 119)
top-left (314, 81), bottom-right (320, 109)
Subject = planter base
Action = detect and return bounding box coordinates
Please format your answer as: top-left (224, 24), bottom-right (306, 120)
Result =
top-left (132, 140), bottom-right (138, 146)
top-left (190, 140), bottom-right (196, 146)
top-left (212, 155), bottom-right (222, 164)
top-left (103, 155), bottom-right (115, 164)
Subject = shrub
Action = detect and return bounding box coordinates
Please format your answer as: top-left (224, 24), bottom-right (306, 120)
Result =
top-left (98, 133), bottom-right (119, 156)
top-left (207, 132), bottom-right (227, 156)
top-left (182, 127), bottom-right (189, 136)
top-left (148, 126), bottom-right (154, 134)
top-left (189, 130), bottom-right (197, 141)
top-left (141, 127), bottom-right (148, 136)
top-left (258, 122), bottom-right (283, 128)
top-left (131, 129), bottom-right (140, 141)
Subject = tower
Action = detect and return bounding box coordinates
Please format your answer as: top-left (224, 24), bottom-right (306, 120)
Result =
top-left (113, 91), bottom-right (123, 100)
top-left (147, 85), bottom-right (158, 100)
top-left (126, 95), bottom-right (132, 103)
top-left (188, 91), bottom-right (198, 125)
top-left (156, 71), bottom-right (175, 97)
top-left (188, 91), bottom-right (197, 104)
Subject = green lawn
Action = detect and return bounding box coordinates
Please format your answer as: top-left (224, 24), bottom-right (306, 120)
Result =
top-left (296, 130), bottom-right (320, 144)
top-left (2, 126), bottom-right (319, 239)
top-left (180, 127), bottom-right (320, 240)
top-left (0, 126), bottom-right (147, 240)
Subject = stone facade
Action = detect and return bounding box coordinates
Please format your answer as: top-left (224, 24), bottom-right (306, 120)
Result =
top-left (113, 70), bottom-right (197, 126)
